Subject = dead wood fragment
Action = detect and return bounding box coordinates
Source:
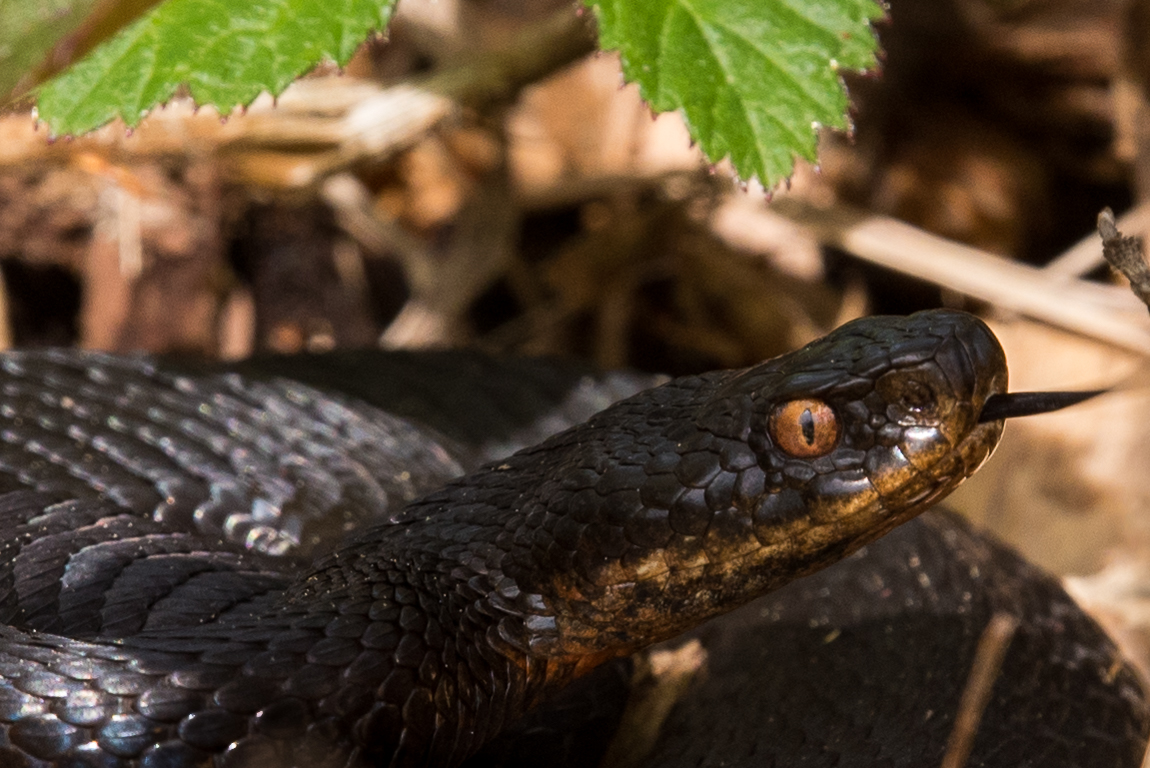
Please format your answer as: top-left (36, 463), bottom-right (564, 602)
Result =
top-left (1098, 207), bottom-right (1150, 314)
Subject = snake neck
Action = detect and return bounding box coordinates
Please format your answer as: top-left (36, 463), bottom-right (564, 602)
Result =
top-left (291, 355), bottom-right (997, 691)
top-left (280, 375), bottom-right (729, 716)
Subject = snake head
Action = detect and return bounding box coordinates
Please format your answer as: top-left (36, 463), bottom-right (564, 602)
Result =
top-left (511, 310), bottom-right (1017, 661)
top-left (708, 309), bottom-right (1009, 570)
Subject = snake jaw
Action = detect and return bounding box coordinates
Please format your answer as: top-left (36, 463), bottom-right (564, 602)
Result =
top-left (756, 411), bottom-right (1007, 595)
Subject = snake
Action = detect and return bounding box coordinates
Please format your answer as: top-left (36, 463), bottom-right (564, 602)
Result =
top-left (0, 309), bottom-right (1141, 767)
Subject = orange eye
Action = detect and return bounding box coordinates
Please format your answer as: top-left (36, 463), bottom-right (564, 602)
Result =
top-left (769, 399), bottom-right (840, 458)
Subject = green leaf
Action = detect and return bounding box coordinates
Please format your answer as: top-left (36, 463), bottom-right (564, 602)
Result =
top-left (36, 0), bottom-right (395, 136)
top-left (0, 0), bottom-right (100, 100)
top-left (588, 0), bottom-right (883, 186)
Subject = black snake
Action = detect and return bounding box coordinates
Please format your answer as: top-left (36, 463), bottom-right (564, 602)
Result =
top-left (0, 310), bottom-right (1142, 767)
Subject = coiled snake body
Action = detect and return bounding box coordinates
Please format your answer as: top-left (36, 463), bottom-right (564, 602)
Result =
top-left (0, 310), bottom-right (1142, 767)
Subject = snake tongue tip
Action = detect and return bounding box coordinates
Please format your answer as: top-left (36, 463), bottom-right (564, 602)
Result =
top-left (977, 389), bottom-right (1107, 423)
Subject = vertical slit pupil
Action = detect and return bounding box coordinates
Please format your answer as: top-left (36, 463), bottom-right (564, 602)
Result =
top-left (800, 409), bottom-right (815, 445)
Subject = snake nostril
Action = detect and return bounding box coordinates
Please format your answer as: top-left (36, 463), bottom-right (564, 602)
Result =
top-left (899, 380), bottom-right (935, 412)
top-left (876, 370), bottom-right (944, 426)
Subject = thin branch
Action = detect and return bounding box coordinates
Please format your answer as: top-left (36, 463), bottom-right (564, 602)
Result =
top-left (941, 613), bottom-right (1020, 768)
top-left (285, 8), bottom-right (599, 186)
top-left (765, 196), bottom-right (1150, 354)
top-left (320, 174), bottom-right (431, 279)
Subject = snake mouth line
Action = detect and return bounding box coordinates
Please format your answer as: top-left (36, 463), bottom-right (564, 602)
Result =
top-left (977, 390), bottom-right (1107, 423)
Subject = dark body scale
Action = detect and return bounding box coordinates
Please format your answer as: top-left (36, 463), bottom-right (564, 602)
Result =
top-left (0, 349), bottom-right (656, 767)
top-left (0, 318), bottom-right (1135, 767)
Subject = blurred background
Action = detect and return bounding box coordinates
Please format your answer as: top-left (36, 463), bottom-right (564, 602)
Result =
top-left (3, 0), bottom-right (1150, 680)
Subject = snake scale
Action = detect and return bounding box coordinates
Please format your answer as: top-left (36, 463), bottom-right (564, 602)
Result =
top-left (0, 309), bottom-right (1141, 767)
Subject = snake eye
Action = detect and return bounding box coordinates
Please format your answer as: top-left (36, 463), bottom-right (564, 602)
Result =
top-left (769, 399), bottom-right (840, 458)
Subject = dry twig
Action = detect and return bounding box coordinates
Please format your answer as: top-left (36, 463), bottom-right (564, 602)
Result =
top-left (940, 613), bottom-right (1020, 768)
top-left (766, 196), bottom-right (1150, 354)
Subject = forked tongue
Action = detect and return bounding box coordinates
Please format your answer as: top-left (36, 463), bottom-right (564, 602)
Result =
top-left (978, 390), bottom-right (1107, 423)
